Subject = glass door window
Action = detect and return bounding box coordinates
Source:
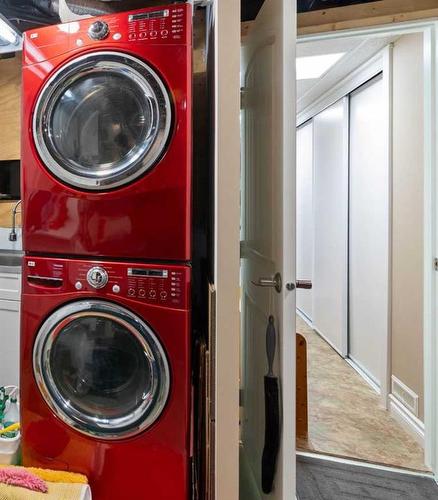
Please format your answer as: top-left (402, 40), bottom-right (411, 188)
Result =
top-left (33, 300), bottom-right (170, 439)
top-left (33, 52), bottom-right (172, 190)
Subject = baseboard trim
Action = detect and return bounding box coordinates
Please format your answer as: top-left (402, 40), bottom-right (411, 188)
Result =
top-left (389, 394), bottom-right (425, 447)
top-left (346, 357), bottom-right (381, 395)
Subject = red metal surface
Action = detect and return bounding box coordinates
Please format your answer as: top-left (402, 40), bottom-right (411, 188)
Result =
top-left (21, 256), bottom-right (191, 500)
top-left (21, 5), bottom-right (192, 261)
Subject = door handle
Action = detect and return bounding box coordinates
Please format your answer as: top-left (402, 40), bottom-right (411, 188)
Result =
top-left (296, 280), bottom-right (312, 289)
top-left (285, 280), bottom-right (313, 291)
top-left (251, 272), bottom-right (282, 293)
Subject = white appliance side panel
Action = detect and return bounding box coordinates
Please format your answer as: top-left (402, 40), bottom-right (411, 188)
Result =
top-left (0, 298), bottom-right (20, 388)
top-left (296, 121), bottom-right (313, 320)
top-left (349, 76), bottom-right (388, 387)
top-left (312, 99), bottom-right (348, 353)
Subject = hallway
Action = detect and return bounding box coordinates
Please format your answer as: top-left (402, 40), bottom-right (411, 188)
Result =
top-left (296, 315), bottom-right (429, 472)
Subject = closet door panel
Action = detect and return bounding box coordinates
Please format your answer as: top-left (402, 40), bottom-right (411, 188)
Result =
top-left (349, 76), bottom-right (388, 387)
top-left (312, 99), bottom-right (349, 354)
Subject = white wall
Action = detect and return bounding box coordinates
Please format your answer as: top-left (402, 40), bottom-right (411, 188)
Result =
top-left (296, 121), bottom-right (313, 320)
top-left (391, 33), bottom-right (424, 421)
top-left (348, 75), bottom-right (388, 387)
top-left (312, 98), bottom-right (349, 354)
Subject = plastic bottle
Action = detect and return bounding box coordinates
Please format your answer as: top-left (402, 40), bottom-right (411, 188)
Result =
top-left (4, 398), bottom-right (19, 428)
top-left (0, 387), bottom-right (9, 429)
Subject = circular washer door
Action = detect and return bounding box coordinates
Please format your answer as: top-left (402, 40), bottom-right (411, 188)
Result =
top-left (33, 51), bottom-right (172, 190)
top-left (33, 300), bottom-right (170, 439)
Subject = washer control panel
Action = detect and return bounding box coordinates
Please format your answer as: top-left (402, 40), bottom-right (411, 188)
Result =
top-left (24, 257), bottom-right (190, 309)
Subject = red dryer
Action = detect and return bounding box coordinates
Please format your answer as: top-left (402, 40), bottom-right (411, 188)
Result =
top-left (21, 5), bottom-right (192, 261)
top-left (21, 256), bottom-right (191, 499)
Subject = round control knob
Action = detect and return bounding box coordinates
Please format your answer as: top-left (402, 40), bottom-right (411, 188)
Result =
top-left (86, 267), bottom-right (109, 289)
top-left (112, 284), bottom-right (120, 294)
top-left (88, 21), bottom-right (110, 40)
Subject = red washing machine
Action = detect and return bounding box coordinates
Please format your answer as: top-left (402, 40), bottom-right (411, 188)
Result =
top-left (20, 256), bottom-right (191, 500)
top-left (21, 5), bottom-right (192, 261)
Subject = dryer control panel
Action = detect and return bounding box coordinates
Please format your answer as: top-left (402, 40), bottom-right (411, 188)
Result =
top-left (23, 257), bottom-right (191, 310)
top-left (23, 4), bottom-right (191, 65)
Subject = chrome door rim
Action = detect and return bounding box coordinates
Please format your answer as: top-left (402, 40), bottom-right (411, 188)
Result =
top-left (33, 51), bottom-right (172, 191)
top-left (33, 300), bottom-right (170, 439)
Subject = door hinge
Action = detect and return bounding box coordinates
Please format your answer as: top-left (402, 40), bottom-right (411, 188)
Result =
top-left (434, 258), bottom-right (438, 271)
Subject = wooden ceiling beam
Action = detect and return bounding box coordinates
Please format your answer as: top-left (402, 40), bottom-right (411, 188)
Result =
top-left (242, 0), bottom-right (438, 38)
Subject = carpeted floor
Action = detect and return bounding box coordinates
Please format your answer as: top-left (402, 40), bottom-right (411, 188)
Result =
top-left (296, 315), bottom-right (429, 471)
top-left (297, 455), bottom-right (438, 500)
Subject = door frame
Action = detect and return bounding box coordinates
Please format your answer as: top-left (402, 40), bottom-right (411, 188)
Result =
top-left (297, 20), bottom-right (438, 476)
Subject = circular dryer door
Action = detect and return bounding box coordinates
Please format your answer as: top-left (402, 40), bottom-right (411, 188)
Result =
top-left (33, 51), bottom-right (172, 190)
top-left (33, 300), bottom-right (170, 439)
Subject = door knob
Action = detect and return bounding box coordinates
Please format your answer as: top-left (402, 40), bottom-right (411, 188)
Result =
top-left (251, 272), bottom-right (282, 293)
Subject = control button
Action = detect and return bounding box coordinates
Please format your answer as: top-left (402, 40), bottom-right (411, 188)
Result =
top-left (128, 33), bottom-right (136, 40)
top-left (150, 30), bottom-right (158, 37)
top-left (86, 267), bottom-right (109, 289)
top-left (160, 291), bottom-right (168, 299)
top-left (75, 281), bottom-right (83, 290)
top-left (112, 284), bottom-right (121, 294)
top-left (139, 32), bottom-right (147, 39)
top-left (149, 290), bottom-right (157, 298)
top-left (76, 38), bottom-right (84, 47)
top-left (139, 289), bottom-right (146, 297)
top-left (128, 288), bottom-right (136, 296)
top-left (112, 33), bottom-right (122, 40)
top-left (161, 29), bottom-right (169, 36)
top-left (88, 20), bottom-right (110, 40)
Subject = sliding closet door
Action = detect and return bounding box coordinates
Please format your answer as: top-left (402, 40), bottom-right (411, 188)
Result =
top-left (296, 121), bottom-right (313, 320)
top-left (349, 76), bottom-right (388, 387)
top-left (312, 99), bottom-right (349, 354)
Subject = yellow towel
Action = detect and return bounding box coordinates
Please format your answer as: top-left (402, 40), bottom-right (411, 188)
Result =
top-left (0, 481), bottom-right (89, 500)
top-left (0, 465), bottom-right (87, 484)
top-left (25, 468), bottom-right (87, 485)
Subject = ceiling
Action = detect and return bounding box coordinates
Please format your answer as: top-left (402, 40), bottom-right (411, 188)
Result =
top-left (0, 1), bottom-right (383, 32)
top-left (296, 33), bottom-right (399, 115)
top-left (0, 1), bottom-right (180, 32)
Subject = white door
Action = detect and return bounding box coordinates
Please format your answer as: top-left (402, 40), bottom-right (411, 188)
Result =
top-left (240, 0), bottom-right (296, 498)
top-left (296, 121), bottom-right (314, 321)
top-left (312, 98), bottom-right (349, 355)
top-left (349, 76), bottom-right (388, 387)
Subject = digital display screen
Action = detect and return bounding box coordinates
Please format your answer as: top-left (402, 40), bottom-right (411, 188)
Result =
top-left (129, 10), bottom-right (170, 22)
top-left (128, 269), bottom-right (168, 278)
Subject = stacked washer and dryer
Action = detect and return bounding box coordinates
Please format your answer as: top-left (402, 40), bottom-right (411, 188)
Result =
top-left (20, 4), bottom-right (192, 499)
